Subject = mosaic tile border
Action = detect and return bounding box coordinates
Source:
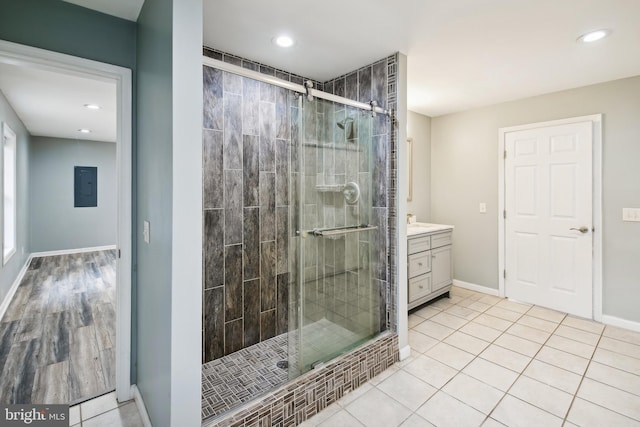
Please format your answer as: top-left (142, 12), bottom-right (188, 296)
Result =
top-left (204, 332), bottom-right (399, 427)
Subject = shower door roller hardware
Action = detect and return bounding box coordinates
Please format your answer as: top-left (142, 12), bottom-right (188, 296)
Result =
top-left (569, 226), bottom-right (589, 234)
top-left (304, 80), bottom-right (314, 101)
top-left (343, 182), bottom-right (360, 204)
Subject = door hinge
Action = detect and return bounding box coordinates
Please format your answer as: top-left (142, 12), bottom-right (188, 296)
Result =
top-left (504, 150), bottom-right (507, 159)
top-left (118, 249), bottom-right (121, 258)
top-left (503, 270), bottom-right (506, 279)
top-left (503, 210), bottom-right (506, 219)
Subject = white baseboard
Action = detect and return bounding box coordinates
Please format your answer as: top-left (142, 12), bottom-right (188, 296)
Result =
top-left (31, 245), bottom-right (116, 258)
top-left (132, 385), bottom-right (152, 427)
top-left (453, 279), bottom-right (500, 296)
top-left (399, 345), bottom-right (411, 361)
top-left (602, 315), bottom-right (640, 333)
top-left (0, 254), bottom-right (32, 322)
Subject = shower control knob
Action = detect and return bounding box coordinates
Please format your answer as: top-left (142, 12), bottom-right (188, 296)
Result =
top-left (343, 182), bottom-right (360, 205)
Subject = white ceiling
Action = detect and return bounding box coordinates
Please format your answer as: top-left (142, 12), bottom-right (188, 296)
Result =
top-left (63, 0), bottom-right (143, 22)
top-left (0, 62), bottom-right (117, 143)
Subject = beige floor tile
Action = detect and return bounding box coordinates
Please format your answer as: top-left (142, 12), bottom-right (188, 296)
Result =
top-left (485, 306), bottom-right (522, 322)
top-left (430, 298), bottom-right (455, 311)
top-left (478, 295), bottom-right (502, 305)
top-left (426, 342), bottom-right (475, 370)
top-left (592, 347), bottom-right (640, 375)
top-left (444, 331), bottom-right (491, 355)
top-left (491, 395), bottom-right (563, 427)
top-left (303, 403), bottom-right (341, 426)
top-left (463, 358), bottom-right (519, 391)
top-left (577, 378), bottom-right (640, 421)
top-left (562, 316), bottom-right (605, 334)
top-left (526, 306), bottom-right (566, 323)
top-left (455, 297), bottom-right (479, 308)
top-left (598, 336), bottom-right (640, 360)
top-left (399, 414), bottom-right (435, 426)
top-left (429, 312), bottom-right (469, 330)
top-left (408, 314), bottom-right (427, 329)
top-left (81, 391), bottom-right (122, 420)
top-left (495, 299), bottom-right (531, 314)
top-left (70, 405), bottom-right (81, 426)
top-left (480, 344), bottom-right (531, 373)
top-left (318, 409), bottom-right (364, 427)
top-left (482, 419), bottom-right (507, 427)
top-left (508, 376), bottom-right (573, 418)
top-left (403, 355), bottom-right (458, 388)
top-left (535, 346), bottom-right (589, 375)
top-left (553, 324), bottom-right (600, 346)
top-left (442, 373), bottom-right (504, 414)
top-left (604, 325), bottom-right (640, 346)
top-left (413, 305), bottom-right (441, 319)
top-left (460, 321), bottom-right (503, 342)
top-left (517, 315), bottom-right (558, 333)
top-left (450, 286), bottom-right (476, 298)
top-left (495, 333), bottom-right (542, 357)
top-left (586, 361), bottom-right (640, 396)
top-left (369, 364), bottom-right (400, 386)
top-left (546, 335), bottom-right (596, 359)
top-left (467, 301), bottom-right (492, 313)
top-left (506, 323), bottom-right (551, 344)
top-left (409, 330), bottom-right (440, 353)
top-left (345, 388), bottom-right (412, 427)
top-left (522, 359), bottom-right (582, 394)
top-left (416, 391), bottom-right (486, 427)
top-left (445, 305), bottom-right (481, 321)
top-left (337, 383), bottom-right (374, 407)
top-left (82, 402), bottom-right (143, 427)
top-left (377, 369), bottom-right (437, 411)
top-left (566, 398), bottom-right (640, 427)
top-left (413, 320), bottom-right (455, 341)
top-left (474, 314), bottom-right (513, 332)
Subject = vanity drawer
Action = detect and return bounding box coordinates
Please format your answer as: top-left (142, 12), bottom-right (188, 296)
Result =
top-left (431, 232), bottom-right (452, 249)
top-left (408, 235), bottom-right (431, 254)
top-left (408, 251), bottom-right (431, 278)
top-left (409, 273), bottom-right (432, 301)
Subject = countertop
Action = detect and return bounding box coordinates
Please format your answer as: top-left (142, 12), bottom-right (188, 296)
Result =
top-left (407, 222), bottom-right (454, 237)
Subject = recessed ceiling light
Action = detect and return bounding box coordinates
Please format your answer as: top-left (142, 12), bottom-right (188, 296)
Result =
top-left (273, 35), bottom-right (294, 48)
top-left (577, 29), bottom-right (611, 43)
top-left (84, 103), bottom-right (101, 110)
top-left (78, 129), bottom-right (91, 134)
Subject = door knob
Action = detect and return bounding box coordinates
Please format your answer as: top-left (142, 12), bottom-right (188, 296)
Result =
top-left (570, 226), bottom-right (589, 234)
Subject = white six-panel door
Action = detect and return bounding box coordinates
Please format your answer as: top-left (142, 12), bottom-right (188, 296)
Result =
top-left (505, 122), bottom-right (593, 318)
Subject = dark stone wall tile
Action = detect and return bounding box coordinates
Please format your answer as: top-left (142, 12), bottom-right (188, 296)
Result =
top-left (276, 273), bottom-right (289, 335)
top-left (260, 241), bottom-right (276, 311)
top-left (358, 67), bottom-right (372, 104)
top-left (204, 287), bottom-right (224, 362)
top-left (276, 88), bottom-right (290, 140)
top-left (242, 60), bottom-right (259, 71)
top-left (275, 70), bottom-right (289, 81)
top-left (371, 60), bottom-right (387, 109)
top-left (371, 208), bottom-right (388, 281)
top-left (225, 244), bottom-right (243, 321)
top-left (276, 207), bottom-right (289, 274)
top-left (260, 172), bottom-right (276, 242)
top-left (223, 93), bottom-right (242, 170)
top-left (224, 170), bottom-right (243, 245)
top-left (204, 209), bottom-right (224, 289)
top-left (243, 279), bottom-right (260, 347)
top-left (243, 135), bottom-right (259, 207)
top-left (203, 129), bottom-right (223, 209)
top-left (224, 319), bottom-right (243, 355)
top-left (303, 100), bottom-right (316, 144)
top-left (334, 77), bottom-right (346, 98)
top-left (358, 115), bottom-right (371, 173)
top-left (259, 102), bottom-right (276, 171)
top-left (372, 135), bottom-right (388, 208)
top-left (243, 208), bottom-right (260, 280)
top-left (243, 78), bottom-right (260, 136)
top-left (373, 113), bottom-right (388, 137)
top-left (378, 279), bottom-right (387, 333)
top-left (203, 48), bottom-right (222, 60)
top-left (345, 72), bottom-right (358, 101)
top-left (223, 69), bottom-right (242, 95)
top-left (260, 65), bottom-right (276, 102)
top-left (275, 140), bottom-right (290, 207)
top-left (203, 66), bottom-right (223, 130)
top-left (222, 54), bottom-right (241, 66)
top-left (260, 310), bottom-right (276, 341)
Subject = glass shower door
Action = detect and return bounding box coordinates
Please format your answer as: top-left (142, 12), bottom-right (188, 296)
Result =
top-left (291, 96), bottom-right (382, 373)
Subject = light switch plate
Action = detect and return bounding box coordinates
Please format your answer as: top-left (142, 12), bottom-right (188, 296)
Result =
top-left (143, 220), bottom-right (150, 243)
top-left (623, 208), bottom-right (640, 222)
top-left (479, 202), bottom-right (487, 214)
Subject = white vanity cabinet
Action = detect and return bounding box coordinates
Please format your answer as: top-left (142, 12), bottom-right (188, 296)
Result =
top-left (407, 226), bottom-right (453, 310)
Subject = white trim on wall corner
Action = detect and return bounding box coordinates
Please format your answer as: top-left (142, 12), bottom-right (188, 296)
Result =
top-left (602, 315), bottom-right (640, 334)
top-left (399, 345), bottom-right (411, 361)
top-left (131, 385), bottom-right (153, 427)
top-left (453, 279), bottom-right (500, 297)
top-left (0, 254), bottom-right (32, 322)
top-left (31, 245), bottom-right (117, 259)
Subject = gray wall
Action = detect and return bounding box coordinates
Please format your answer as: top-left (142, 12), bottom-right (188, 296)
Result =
top-left (29, 137), bottom-right (116, 252)
top-left (407, 110), bottom-right (431, 222)
top-left (431, 75), bottom-right (640, 323)
top-left (0, 91), bottom-right (30, 311)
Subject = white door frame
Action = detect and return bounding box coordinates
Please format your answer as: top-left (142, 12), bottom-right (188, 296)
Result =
top-left (498, 114), bottom-right (603, 321)
top-left (0, 40), bottom-right (133, 401)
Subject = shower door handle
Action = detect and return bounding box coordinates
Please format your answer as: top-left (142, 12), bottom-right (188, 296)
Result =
top-left (307, 224), bottom-right (378, 237)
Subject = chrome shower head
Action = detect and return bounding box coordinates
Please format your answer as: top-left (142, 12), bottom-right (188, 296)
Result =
top-left (337, 117), bottom-right (354, 130)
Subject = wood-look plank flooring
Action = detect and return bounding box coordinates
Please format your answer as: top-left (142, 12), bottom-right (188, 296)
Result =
top-left (0, 250), bottom-right (116, 405)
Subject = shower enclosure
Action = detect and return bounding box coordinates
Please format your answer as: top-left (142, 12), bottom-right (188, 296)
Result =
top-left (202, 55), bottom-right (391, 421)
